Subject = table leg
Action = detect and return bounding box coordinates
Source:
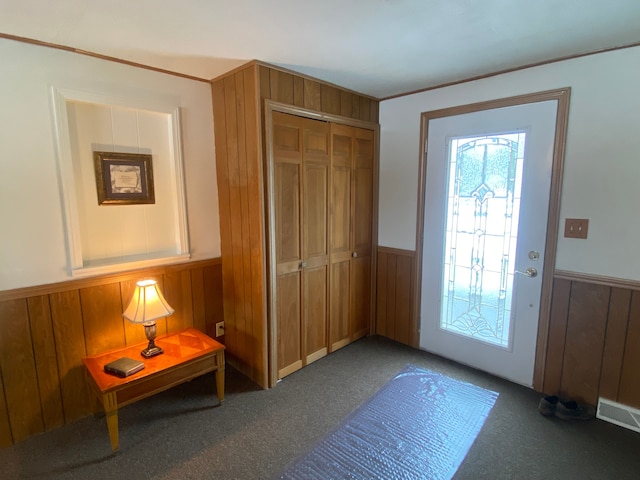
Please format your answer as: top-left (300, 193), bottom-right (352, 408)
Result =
top-left (103, 392), bottom-right (119, 451)
top-left (215, 350), bottom-right (225, 403)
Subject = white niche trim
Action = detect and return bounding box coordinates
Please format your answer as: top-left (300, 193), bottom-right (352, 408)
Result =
top-left (51, 87), bottom-right (190, 277)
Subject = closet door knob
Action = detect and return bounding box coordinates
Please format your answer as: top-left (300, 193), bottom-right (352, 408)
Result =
top-left (300, 261), bottom-right (307, 269)
top-left (352, 252), bottom-right (358, 258)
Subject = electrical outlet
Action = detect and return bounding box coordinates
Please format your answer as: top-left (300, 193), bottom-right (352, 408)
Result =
top-left (215, 321), bottom-right (225, 337)
top-left (564, 218), bottom-right (589, 239)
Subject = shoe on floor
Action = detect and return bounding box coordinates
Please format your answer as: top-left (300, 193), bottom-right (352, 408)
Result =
top-left (537, 395), bottom-right (559, 416)
top-left (555, 399), bottom-right (595, 420)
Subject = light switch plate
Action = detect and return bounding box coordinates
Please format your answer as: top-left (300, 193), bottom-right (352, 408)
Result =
top-left (564, 218), bottom-right (589, 239)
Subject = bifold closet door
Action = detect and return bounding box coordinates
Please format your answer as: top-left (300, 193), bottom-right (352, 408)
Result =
top-left (272, 112), bottom-right (329, 379)
top-left (329, 124), bottom-right (353, 350)
top-left (329, 124), bottom-right (374, 351)
top-left (302, 119), bottom-right (330, 366)
top-left (350, 127), bottom-right (374, 340)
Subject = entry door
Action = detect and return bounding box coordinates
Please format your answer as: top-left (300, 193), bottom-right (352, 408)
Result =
top-left (420, 100), bottom-right (558, 386)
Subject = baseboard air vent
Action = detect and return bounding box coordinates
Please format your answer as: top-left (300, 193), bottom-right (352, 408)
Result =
top-left (597, 397), bottom-right (640, 433)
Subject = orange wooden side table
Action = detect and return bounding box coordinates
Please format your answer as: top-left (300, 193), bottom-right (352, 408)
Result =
top-left (82, 328), bottom-right (225, 451)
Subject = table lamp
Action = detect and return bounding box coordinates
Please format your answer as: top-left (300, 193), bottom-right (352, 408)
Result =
top-left (123, 279), bottom-right (174, 358)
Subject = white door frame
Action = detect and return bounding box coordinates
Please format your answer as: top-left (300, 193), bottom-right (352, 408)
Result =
top-left (413, 88), bottom-right (571, 391)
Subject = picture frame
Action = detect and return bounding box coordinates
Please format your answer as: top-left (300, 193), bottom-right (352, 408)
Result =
top-left (93, 151), bottom-right (155, 205)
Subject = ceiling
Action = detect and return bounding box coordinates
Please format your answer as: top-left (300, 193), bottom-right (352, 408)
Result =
top-left (2, 0), bottom-right (640, 99)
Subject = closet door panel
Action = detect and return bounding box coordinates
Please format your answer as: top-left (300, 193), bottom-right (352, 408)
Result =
top-left (301, 118), bottom-right (330, 365)
top-left (273, 115), bottom-right (302, 158)
top-left (304, 164), bottom-right (328, 260)
top-left (330, 260), bottom-right (351, 350)
top-left (331, 167), bottom-right (351, 257)
top-left (351, 128), bottom-right (374, 340)
top-left (277, 272), bottom-right (302, 378)
top-left (275, 162), bottom-right (301, 267)
top-left (304, 265), bottom-right (328, 363)
top-left (303, 117), bottom-right (330, 267)
top-left (330, 124), bottom-right (353, 351)
top-left (330, 126), bottom-right (353, 258)
top-left (353, 128), bottom-right (374, 255)
top-left (273, 112), bottom-right (304, 378)
top-left (351, 257), bottom-right (371, 340)
top-left (353, 167), bottom-right (373, 258)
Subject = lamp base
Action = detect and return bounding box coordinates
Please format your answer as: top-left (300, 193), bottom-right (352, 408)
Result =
top-left (140, 322), bottom-right (163, 358)
top-left (141, 345), bottom-right (164, 358)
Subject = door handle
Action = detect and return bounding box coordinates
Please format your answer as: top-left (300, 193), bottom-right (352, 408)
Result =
top-left (299, 261), bottom-right (307, 269)
top-left (516, 267), bottom-right (538, 278)
top-left (352, 252), bottom-right (358, 258)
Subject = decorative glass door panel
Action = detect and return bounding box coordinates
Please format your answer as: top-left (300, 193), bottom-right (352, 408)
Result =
top-left (441, 134), bottom-right (525, 349)
top-left (420, 100), bottom-right (558, 386)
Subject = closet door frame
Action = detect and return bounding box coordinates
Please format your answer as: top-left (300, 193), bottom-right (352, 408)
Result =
top-left (264, 100), bottom-right (380, 387)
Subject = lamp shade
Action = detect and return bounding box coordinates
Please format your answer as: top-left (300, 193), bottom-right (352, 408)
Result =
top-left (123, 279), bottom-right (174, 325)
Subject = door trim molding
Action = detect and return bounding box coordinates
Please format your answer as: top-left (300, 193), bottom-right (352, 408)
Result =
top-left (265, 100), bottom-right (379, 129)
top-left (414, 88), bottom-right (571, 391)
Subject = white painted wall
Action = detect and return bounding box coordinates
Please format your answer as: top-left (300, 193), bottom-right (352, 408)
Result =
top-left (0, 38), bottom-right (219, 290)
top-left (67, 103), bottom-right (184, 267)
top-left (379, 45), bottom-right (640, 281)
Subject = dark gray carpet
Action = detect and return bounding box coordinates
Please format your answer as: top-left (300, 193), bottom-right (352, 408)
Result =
top-left (1, 335), bottom-right (639, 479)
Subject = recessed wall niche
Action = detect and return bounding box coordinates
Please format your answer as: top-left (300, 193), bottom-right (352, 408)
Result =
top-left (52, 88), bottom-right (190, 276)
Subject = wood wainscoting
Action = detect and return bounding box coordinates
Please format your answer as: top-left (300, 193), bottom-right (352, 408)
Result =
top-left (0, 258), bottom-right (223, 447)
top-left (374, 248), bottom-right (640, 410)
top-left (375, 247), bottom-right (417, 347)
top-left (545, 271), bottom-right (640, 409)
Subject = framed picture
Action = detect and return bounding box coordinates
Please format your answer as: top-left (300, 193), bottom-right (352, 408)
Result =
top-left (93, 151), bottom-right (155, 205)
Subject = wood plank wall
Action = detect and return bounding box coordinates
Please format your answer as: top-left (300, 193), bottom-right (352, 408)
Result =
top-left (211, 61), bottom-right (379, 389)
top-left (257, 63), bottom-right (379, 124)
top-left (0, 259), bottom-right (223, 447)
top-left (212, 65), bottom-right (269, 389)
top-left (544, 275), bottom-right (640, 409)
top-left (375, 249), bottom-right (640, 410)
top-left (375, 247), bottom-right (417, 347)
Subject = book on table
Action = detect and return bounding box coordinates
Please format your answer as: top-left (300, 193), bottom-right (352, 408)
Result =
top-left (103, 357), bottom-right (145, 377)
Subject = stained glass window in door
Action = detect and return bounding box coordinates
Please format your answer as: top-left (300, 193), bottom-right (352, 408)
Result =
top-left (440, 133), bottom-right (525, 348)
